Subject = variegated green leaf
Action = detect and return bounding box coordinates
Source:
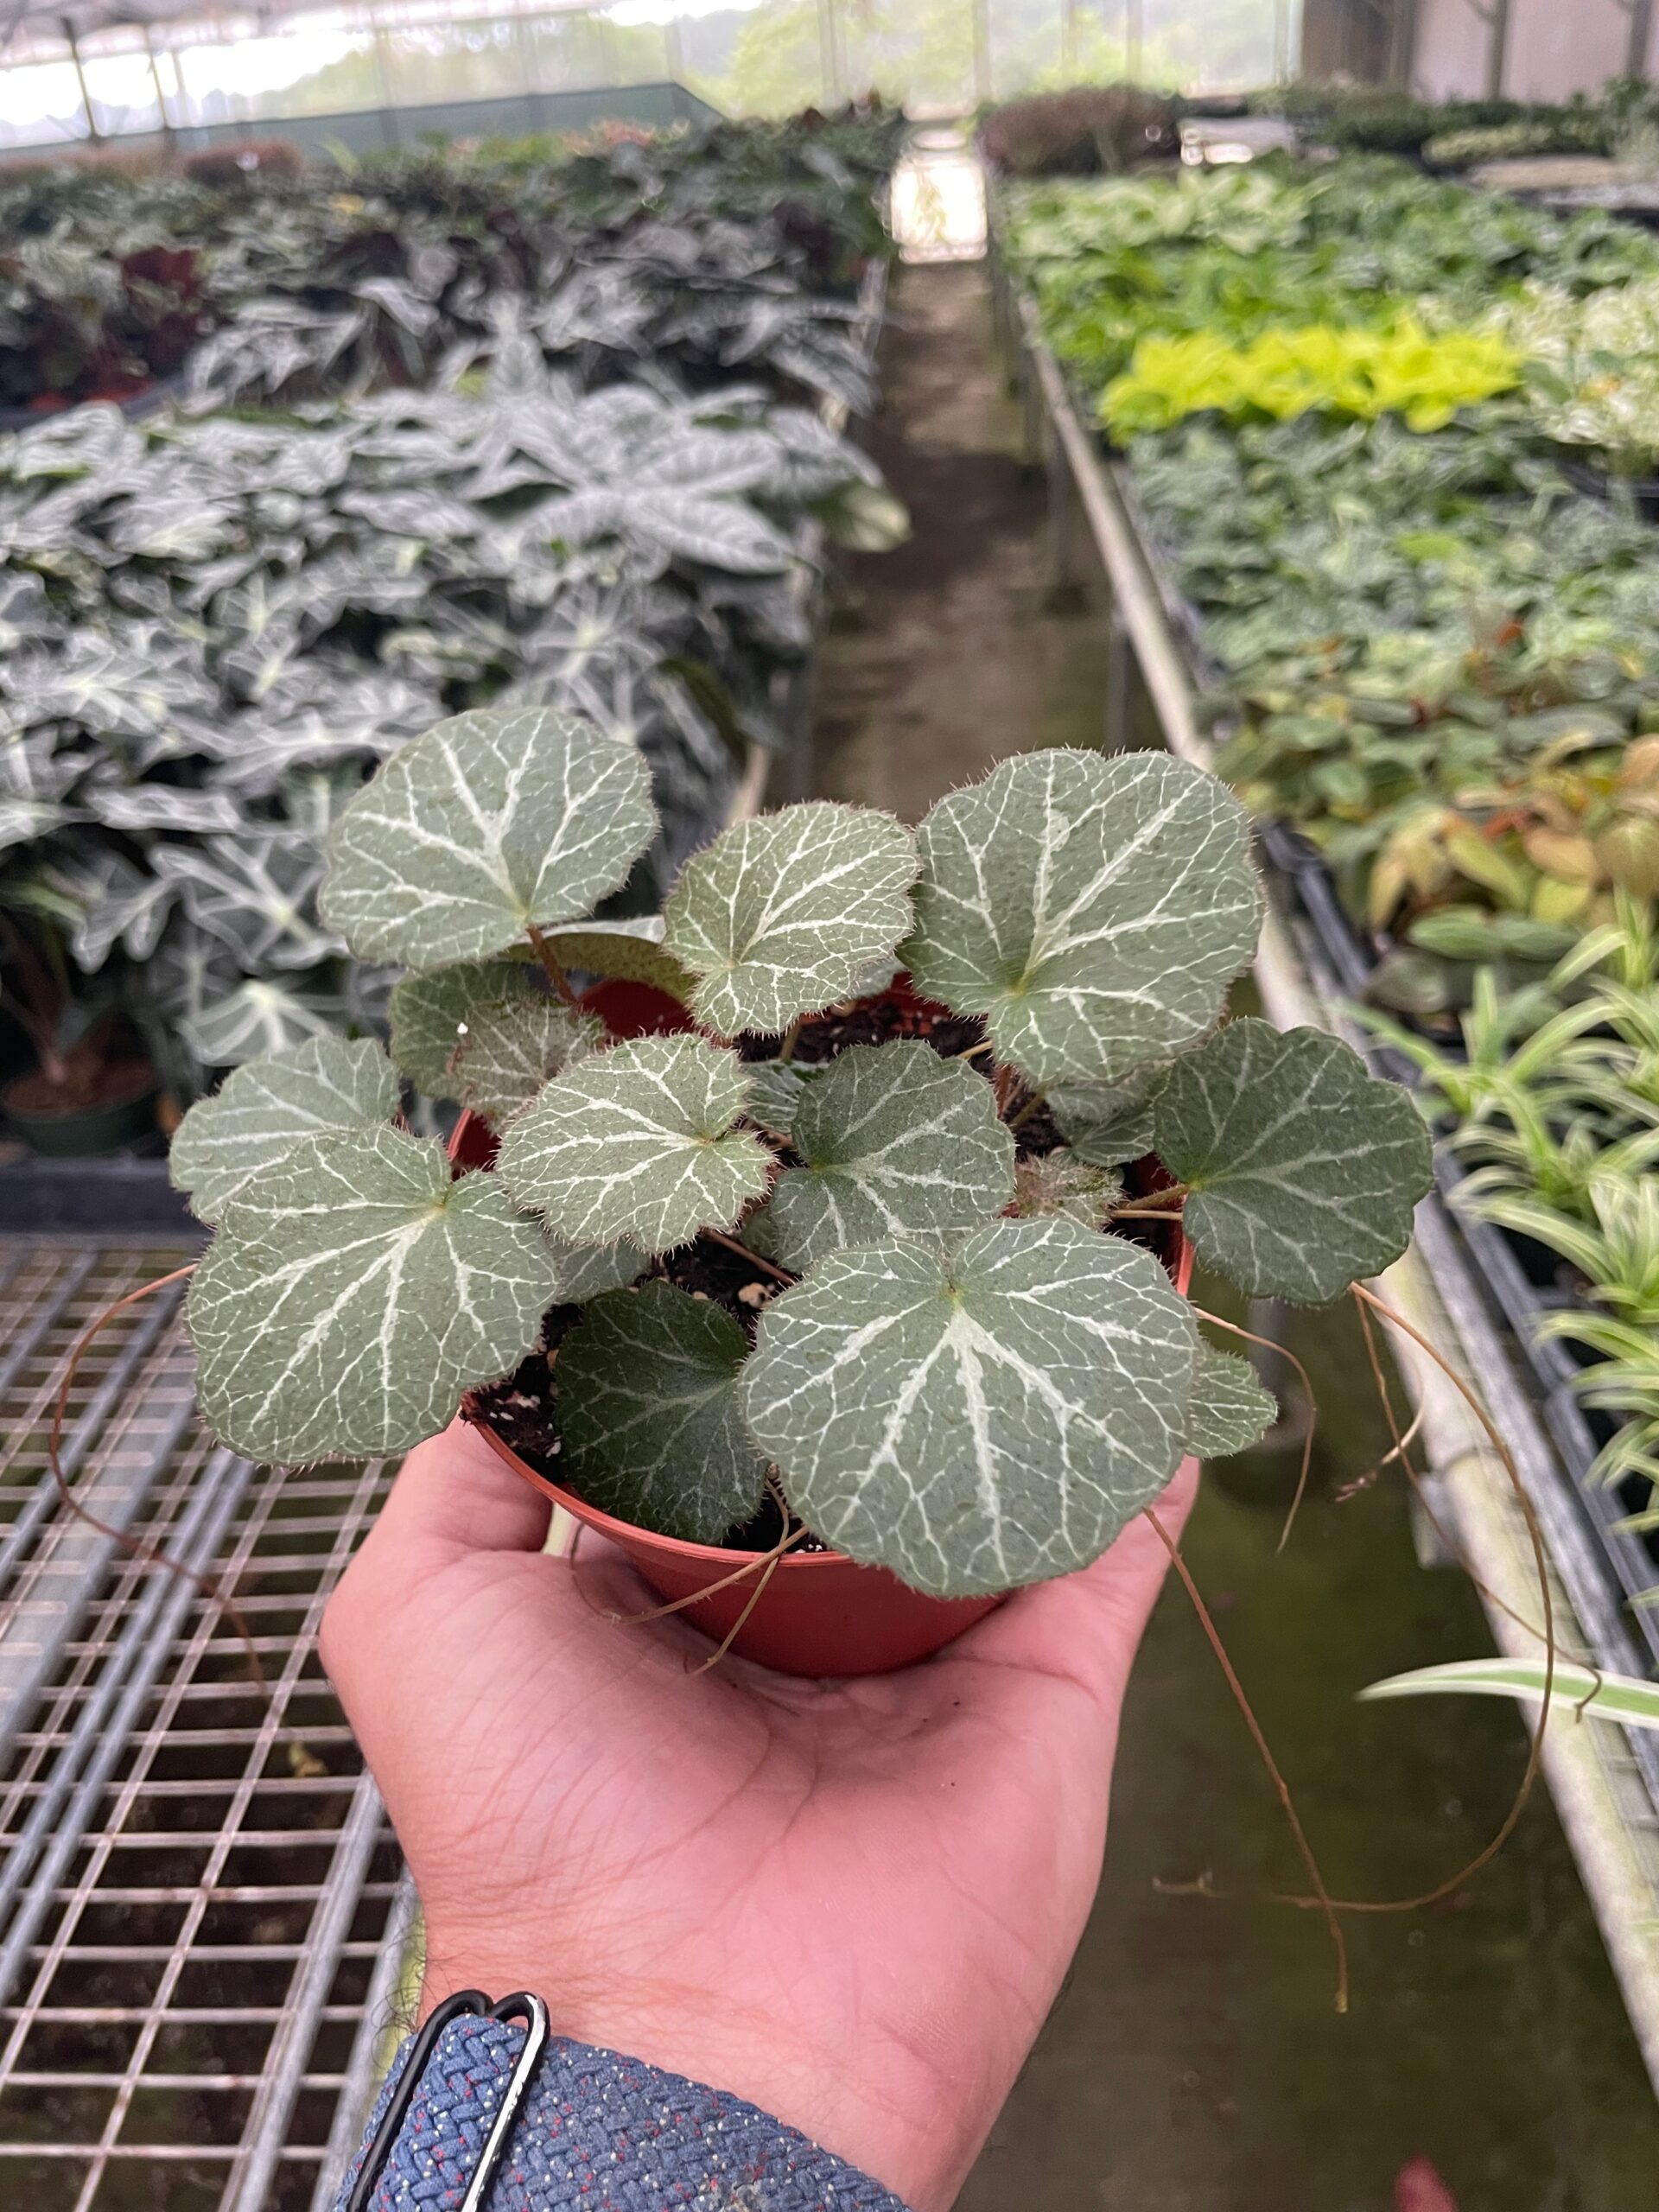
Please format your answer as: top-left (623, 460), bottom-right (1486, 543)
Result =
top-left (745, 1217), bottom-right (1197, 1598)
top-left (902, 751), bottom-right (1261, 1088)
top-left (1184, 1341), bottom-right (1276, 1459)
top-left (538, 917), bottom-right (696, 1001)
top-left (188, 1128), bottom-right (562, 1461)
top-left (742, 1058), bottom-right (811, 1136)
top-left (181, 978), bottom-right (346, 1068)
top-left (768, 1041), bottom-right (1014, 1272)
top-left (662, 802), bottom-right (919, 1036)
top-left (451, 997), bottom-right (604, 1128)
top-left (1154, 1020), bottom-right (1432, 1303)
top-left (555, 1283), bottom-right (770, 1544)
top-left (1011, 1147), bottom-right (1122, 1228)
top-left (1359, 1657), bottom-right (1659, 1729)
top-left (321, 707), bottom-right (657, 968)
top-left (170, 1035), bottom-right (398, 1224)
top-left (545, 1236), bottom-right (647, 1305)
top-left (1047, 1077), bottom-right (1159, 1166)
top-left (495, 1033), bottom-right (773, 1255)
top-left (389, 957), bottom-right (535, 1098)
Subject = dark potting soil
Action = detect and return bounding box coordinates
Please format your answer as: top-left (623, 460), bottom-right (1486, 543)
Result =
top-left (5, 1048), bottom-right (156, 1117)
top-left (743, 989), bottom-right (985, 1065)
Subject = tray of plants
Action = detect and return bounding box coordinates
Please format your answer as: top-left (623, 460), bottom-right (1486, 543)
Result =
top-left (987, 135), bottom-right (1659, 1680)
top-left (0, 112), bottom-right (905, 1211)
top-left (161, 709), bottom-right (1429, 1675)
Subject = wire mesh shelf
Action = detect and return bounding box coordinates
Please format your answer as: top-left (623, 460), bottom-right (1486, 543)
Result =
top-left (0, 1239), bottom-right (411, 2212)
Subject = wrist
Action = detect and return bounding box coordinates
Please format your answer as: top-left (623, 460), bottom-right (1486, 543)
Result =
top-left (343, 2001), bottom-right (922, 2212)
top-left (414, 1944), bottom-right (977, 2212)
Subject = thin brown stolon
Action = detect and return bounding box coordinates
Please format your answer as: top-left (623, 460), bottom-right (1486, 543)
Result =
top-left (47, 1261), bottom-right (270, 1696)
top-left (1147, 1503), bottom-right (1351, 2015)
top-left (1189, 1304), bottom-right (1318, 1554)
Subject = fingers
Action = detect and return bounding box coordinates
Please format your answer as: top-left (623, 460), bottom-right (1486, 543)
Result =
top-left (372, 1415), bottom-right (554, 1560)
top-left (953, 1459), bottom-right (1201, 1710)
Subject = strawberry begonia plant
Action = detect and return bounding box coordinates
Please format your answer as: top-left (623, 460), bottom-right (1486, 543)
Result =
top-left (170, 710), bottom-right (1432, 1600)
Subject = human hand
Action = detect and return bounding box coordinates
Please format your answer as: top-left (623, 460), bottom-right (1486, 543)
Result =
top-left (321, 1417), bottom-right (1195, 2211)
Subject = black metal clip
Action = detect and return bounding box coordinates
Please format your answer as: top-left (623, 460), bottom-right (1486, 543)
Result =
top-left (346, 1987), bottom-right (550, 2212)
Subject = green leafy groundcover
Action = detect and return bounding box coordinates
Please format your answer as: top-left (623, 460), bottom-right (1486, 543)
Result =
top-left (1003, 150), bottom-right (1659, 1583)
top-left (1001, 157), bottom-right (1659, 1014)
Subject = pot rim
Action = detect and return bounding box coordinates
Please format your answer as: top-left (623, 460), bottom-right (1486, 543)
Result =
top-left (2, 1069), bottom-right (160, 1122)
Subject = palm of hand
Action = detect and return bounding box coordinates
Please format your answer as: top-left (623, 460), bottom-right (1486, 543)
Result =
top-left (321, 1421), bottom-right (1189, 2212)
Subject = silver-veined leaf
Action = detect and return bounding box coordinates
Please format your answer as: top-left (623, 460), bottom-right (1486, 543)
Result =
top-left (743, 1217), bottom-right (1197, 1598)
top-left (321, 707), bottom-right (657, 968)
top-left (188, 1128), bottom-right (562, 1462)
top-left (451, 997), bottom-right (603, 1127)
top-left (1047, 1077), bottom-right (1159, 1166)
top-left (180, 979), bottom-right (346, 1068)
top-left (170, 1035), bottom-right (397, 1224)
top-left (555, 1282), bottom-right (769, 1544)
top-left (902, 750), bottom-right (1262, 1087)
top-left (768, 1041), bottom-right (1014, 1272)
top-left (742, 1058), bottom-right (810, 1136)
top-left (662, 801), bottom-right (919, 1036)
top-left (496, 1033), bottom-right (773, 1255)
top-left (389, 957), bottom-right (534, 1098)
top-left (1154, 1020), bottom-right (1432, 1303)
top-left (1184, 1340), bottom-right (1276, 1459)
top-left (544, 1236), bottom-right (647, 1305)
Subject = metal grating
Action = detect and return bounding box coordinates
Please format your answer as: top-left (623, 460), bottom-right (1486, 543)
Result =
top-left (0, 1239), bottom-right (412, 2212)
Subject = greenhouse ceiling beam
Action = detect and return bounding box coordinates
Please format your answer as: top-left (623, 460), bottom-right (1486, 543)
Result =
top-left (1629, 0), bottom-right (1656, 78)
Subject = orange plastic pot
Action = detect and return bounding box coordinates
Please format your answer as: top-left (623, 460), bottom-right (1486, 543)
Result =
top-left (449, 1004), bottom-right (1198, 1678)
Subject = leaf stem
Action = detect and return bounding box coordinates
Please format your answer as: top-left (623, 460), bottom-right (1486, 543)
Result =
top-left (703, 1227), bottom-right (796, 1287)
top-left (524, 922), bottom-right (582, 1013)
top-left (1007, 1090), bottom-right (1047, 1131)
top-left (779, 1016), bottom-right (803, 1065)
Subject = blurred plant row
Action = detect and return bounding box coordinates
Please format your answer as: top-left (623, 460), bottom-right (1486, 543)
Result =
top-left (0, 108), bottom-right (905, 1135)
top-left (1001, 148), bottom-right (1659, 1586)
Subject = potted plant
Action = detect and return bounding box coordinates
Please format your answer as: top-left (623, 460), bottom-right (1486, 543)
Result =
top-left (168, 706), bottom-right (1433, 1675)
top-left (0, 910), bottom-right (160, 1155)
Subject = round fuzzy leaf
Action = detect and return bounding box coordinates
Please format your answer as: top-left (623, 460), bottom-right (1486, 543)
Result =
top-left (188, 1128), bottom-right (562, 1462)
top-left (743, 1217), bottom-right (1197, 1599)
top-left (902, 751), bottom-right (1262, 1088)
top-left (321, 708), bottom-right (657, 968)
top-left (390, 957), bottom-right (532, 1097)
top-left (451, 997), bottom-right (603, 1128)
top-left (1047, 1078), bottom-right (1158, 1166)
top-left (1154, 1020), bottom-right (1433, 1304)
top-left (556, 1283), bottom-right (770, 1544)
top-left (662, 801), bottom-right (919, 1036)
top-left (495, 1033), bottom-right (773, 1255)
top-left (545, 1235), bottom-right (647, 1305)
top-left (768, 1041), bottom-right (1014, 1272)
top-left (170, 1035), bottom-right (398, 1224)
top-left (742, 1058), bottom-right (811, 1136)
top-left (1185, 1341), bottom-right (1276, 1459)
top-left (538, 918), bottom-right (695, 1001)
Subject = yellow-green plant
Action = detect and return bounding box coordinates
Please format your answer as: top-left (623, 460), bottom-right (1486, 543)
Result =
top-left (1101, 320), bottom-right (1522, 436)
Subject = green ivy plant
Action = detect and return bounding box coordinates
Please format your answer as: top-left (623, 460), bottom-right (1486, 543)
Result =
top-left (169, 711), bottom-right (1432, 1601)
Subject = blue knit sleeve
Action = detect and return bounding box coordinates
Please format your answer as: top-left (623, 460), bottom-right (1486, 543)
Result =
top-left (334, 2013), bottom-right (917, 2211)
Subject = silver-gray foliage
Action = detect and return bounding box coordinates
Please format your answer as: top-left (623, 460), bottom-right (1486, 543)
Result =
top-left (495, 1032), bottom-right (773, 1255)
top-left (1154, 1019), bottom-right (1433, 1303)
top-left (1184, 1341), bottom-right (1277, 1459)
top-left (170, 1034), bottom-right (397, 1224)
top-left (321, 708), bottom-right (656, 969)
top-left (767, 1040), bottom-right (1014, 1271)
top-left (188, 1128), bottom-right (562, 1462)
top-left (741, 1217), bottom-right (1198, 1597)
top-left (902, 750), bottom-right (1262, 1087)
top-left (556, 1283), bottom-right (770, 1544)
